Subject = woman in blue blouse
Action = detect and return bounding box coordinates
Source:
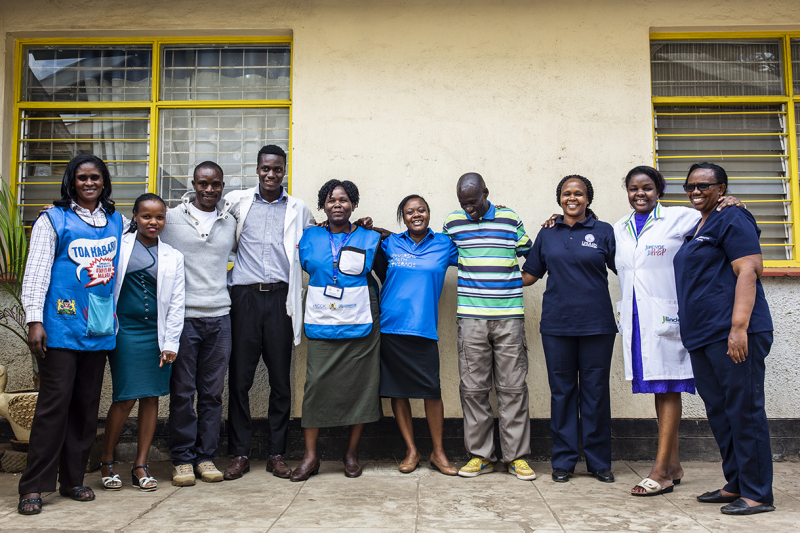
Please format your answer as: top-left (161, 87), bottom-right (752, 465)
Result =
top-left (522, 175), bottom-right (617, 484)
top-left (373, 195), bottom-right (459, 475)
top-left (673, 163), bottom-right (774, 516)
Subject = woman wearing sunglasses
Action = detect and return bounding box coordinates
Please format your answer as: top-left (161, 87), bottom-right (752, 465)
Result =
top-left (673, 163), bottom-right (774, 516)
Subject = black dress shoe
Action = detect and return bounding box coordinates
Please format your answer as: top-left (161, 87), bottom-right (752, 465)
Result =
top-left (720, 498), bottom-right (776, 515)
top-left (591, 469), bottom-right (615, 483)
top-left (697, 489), bottom-right (739, 504)
top-left (551, 468), bottom-right (570, 483)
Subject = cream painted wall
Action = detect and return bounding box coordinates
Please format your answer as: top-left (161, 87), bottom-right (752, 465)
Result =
top-left (0, 0), bottom-right (799, 422)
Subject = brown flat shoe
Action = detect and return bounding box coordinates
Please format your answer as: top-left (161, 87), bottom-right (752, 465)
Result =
top-left (343, 456), bottom-right (362, 478)
top-left (267, 455), bottom-right (292, 478)
top-left (399, 454), bottom-right (420, 473)
top-left (290, 460), bottom-right (320, 482)
top-left (429, 454), bottom-right (458, 476)
top-left (223, 456), bottom-right (250, 480)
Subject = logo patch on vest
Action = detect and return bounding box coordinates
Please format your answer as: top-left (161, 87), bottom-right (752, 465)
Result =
top-left (56, 298), bottom-right (77, 315)
top-left (68, 236), bottom-right (118, 287)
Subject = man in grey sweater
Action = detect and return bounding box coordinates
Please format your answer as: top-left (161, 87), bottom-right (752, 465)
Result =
top-left (160, 161), bottom-right (238, 486)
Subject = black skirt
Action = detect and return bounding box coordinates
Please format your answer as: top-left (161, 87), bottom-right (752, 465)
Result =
top-left (379, 333), bottom-right (441, 399)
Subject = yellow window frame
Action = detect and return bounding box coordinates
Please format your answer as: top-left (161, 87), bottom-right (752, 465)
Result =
top-left (10, 36), bottom-right (293, 216)
top-left (650, 32), bottom-right (800, 270)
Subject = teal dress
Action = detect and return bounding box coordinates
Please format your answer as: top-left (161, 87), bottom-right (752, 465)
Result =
top-left (108, 239), bottom-right (170, 402)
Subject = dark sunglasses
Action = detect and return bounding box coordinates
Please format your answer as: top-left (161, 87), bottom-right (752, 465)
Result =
top-left (682, 182), bottom-right (722, 192)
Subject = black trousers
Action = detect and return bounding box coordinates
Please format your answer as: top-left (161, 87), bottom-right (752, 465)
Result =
top-left (169, 316), bottom-right (232, 466)
top-left (227, 285), bottom-right (293, 456)
top-left (18, 348), bottom-right (107, 495)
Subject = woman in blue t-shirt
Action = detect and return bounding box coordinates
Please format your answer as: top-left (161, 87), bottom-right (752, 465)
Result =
top-left (372, 195), bottom-right (459, 475)
top-left (673, 163), bottom-right (774, 516)
top-left (522, 175), bottom-right (617, 484)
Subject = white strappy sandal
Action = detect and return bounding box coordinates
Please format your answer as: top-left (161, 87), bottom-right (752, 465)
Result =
top-left (100, 461), bottom-right (122, 490)
top-left (131, 465), bottom-right (158, 491)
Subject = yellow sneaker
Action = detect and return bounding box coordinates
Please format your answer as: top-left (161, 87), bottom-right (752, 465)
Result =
top-left (458, 457), bottom-right (494, 478)
top-left (508, 458), bottom-right (537, 480)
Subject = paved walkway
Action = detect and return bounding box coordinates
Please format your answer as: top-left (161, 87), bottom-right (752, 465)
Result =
top-left (1, 460), bottom-right (798, 532)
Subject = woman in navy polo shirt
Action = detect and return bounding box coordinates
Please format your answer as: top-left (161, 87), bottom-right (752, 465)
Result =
top-left (372, 194), bottom-right (459, 475)
top-left (522, 175), bottom-right (617, 484)
top-left (673, 163), bottom-right (774, 516)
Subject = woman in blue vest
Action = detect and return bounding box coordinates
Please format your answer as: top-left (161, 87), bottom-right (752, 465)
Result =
top-left (18, 154), bottom-right (124, 515)
top-left (290, 179), bottom-right (382, 481)
top-left (522, 175), bottom-right (617, 484)
top-left (372, 194), bottom-right (459, 475)
top-left (674, 163), bottom-right (774, 516)
top-left (99, 193), bottom-right (185, 492)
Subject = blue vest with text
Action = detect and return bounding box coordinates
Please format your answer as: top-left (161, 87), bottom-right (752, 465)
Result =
top-left (299, 225), bottom-right (380, 340)
top-left (42, 208), bottom-right (123, 351)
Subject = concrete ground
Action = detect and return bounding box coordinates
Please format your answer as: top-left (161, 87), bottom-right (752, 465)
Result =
top-left (1, 460), bottom-right (798, 533)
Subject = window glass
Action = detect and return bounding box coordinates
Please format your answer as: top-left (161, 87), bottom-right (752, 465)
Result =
top-left (23, 46), bottom-right (152, 102)
top-left (792, 40), bottom-right (800, 95)
top-left (17, 110), bottom-right (150, 224)
top-left (161, 45), bottom-right (291, 101)
top-left (654, 104), bottom-right (791, 261)
top-left (650, 40), bottom-right (783, 97)
top-left (158, 108), bottom-right (289, 205)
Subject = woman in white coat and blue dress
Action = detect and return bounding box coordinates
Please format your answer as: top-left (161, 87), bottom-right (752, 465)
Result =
top-left (99, 193), bottom-right (185, 492)
top-left (615, 166), bottom-right (740, 497)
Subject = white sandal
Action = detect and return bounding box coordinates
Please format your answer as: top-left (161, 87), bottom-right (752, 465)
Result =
top-left (131, 465), bottom-right (158, 492)
top-left (631, 477), bottom-right (674, 497)
top-left (100, 461), bottom-right (122, 490)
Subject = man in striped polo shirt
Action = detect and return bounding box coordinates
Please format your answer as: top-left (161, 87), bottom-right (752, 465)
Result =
top-left (442, 172), bottom-right (536, 481)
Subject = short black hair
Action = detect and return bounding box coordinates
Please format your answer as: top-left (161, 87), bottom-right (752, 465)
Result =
top-left (397, 194), bottom-right (430, 224)
top-left (53, 154), bottom-right (115, 214)
top-left (127, 193), bottom-right (167, 234)
top-left (257, 145), bottom-right (287, 166)
top-left (193, 160), bottom-right (224, 180)
top-left (624, 166), bottom-right (667, 198)
top-left (317, 179), bottom-right (359, 210)
top-left (686, 162), bottom-right (728, 194)
top-left (556, 174), bottom-right (598, 221)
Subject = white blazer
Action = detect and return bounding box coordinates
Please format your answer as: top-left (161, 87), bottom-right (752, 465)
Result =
top-left (613, 203), bottom-right (700, 381)
top-left (113, 232), bottom-right (186, 354)
top-left (224, 186), bottom-right (315, 346)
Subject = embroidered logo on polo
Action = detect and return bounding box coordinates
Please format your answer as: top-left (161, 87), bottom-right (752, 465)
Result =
top-left (581, 233), bottom-right (597, 248)
top-left (68, 236), bottom-right (118, 287)
top-left (388, 253), bottom-right (417, 268)
top-left (646, 244), bottom-right (666, 257)
top-left (56, 298), bottom-right (77, 315)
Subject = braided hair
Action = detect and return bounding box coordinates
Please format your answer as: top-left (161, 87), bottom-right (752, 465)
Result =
top-left (317, 179), bottom-right (360, 210)
top-left (556, 174), bottom-right (598, 221)
top-left (396, 194), bottom-right (430, 225)
top-left (127, 193), bottom-right (167, 234)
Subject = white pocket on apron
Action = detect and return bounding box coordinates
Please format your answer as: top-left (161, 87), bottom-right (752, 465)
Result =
top-left (338, 247), bottom-right (366, 276)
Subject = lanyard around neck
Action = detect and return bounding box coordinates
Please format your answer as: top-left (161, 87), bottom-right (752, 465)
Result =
top-left (328, 224), bottom-right (353, 284)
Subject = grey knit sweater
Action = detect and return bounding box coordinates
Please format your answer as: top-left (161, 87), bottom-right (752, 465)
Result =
top-left (160, 192), bottom-right (237, 318)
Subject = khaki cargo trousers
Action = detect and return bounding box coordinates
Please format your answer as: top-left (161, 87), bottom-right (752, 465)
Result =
top-left (457, 317), bottom-right (531, 464)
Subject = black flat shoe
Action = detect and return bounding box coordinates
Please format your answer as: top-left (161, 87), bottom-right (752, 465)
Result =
top-left (697, 489), bottom-right (739, 504)
top-left (17, 496), bottom-right (42, 515)
top-left (551, 468), bottom-right (570, 482)
top-left (720, 498), bottom-right (776, 515)
top-left (591, 468), bottom-right (614, 483)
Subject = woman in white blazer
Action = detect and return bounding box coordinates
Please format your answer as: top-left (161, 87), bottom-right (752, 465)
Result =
top-left (615, 166), bottom-right (739, 497)
top-left (99, 193), bottom-right (185, 492)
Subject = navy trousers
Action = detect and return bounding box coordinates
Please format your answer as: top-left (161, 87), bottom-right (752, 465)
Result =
top-left (689, 331), bottom-right (773, 504)
top-left (541, 334), bottom-right (615, 472)
top-left (169, 316), bottom-right (232, 466)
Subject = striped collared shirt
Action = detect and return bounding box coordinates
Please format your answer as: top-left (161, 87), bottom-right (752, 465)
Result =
top-left (442, 203), bottom-right (532, 319)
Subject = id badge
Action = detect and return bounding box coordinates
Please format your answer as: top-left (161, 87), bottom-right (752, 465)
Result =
top-left (324, 284), bottom-right (343, 300)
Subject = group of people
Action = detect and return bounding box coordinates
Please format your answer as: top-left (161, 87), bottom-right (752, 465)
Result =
top-left (14, 147), bottom-right (775, 519)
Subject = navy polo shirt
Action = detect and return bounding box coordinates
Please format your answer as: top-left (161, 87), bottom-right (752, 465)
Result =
top-left (379, 229), bottom-right (458, 340)
top-left (673, 207), bottom-right (773, 352)
top-left (523, 215), bottom-right (617, 336)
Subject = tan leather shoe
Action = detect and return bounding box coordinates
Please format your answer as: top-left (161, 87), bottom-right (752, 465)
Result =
top-left (398, 454), bottom-right (420, 473)
top-left (429, 453), bottom-right (458, 476)
top-left (267, 455), bottom-right (292, 478)
top-left (223, 456), bottom-right (250, 480)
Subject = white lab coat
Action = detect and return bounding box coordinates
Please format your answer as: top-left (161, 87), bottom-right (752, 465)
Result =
top-left (613, 203), bottom-right (700, 381)
top-left (114, 233), bottom-right (186, 354)
top-left (224, 186), bottom-right (315, 346)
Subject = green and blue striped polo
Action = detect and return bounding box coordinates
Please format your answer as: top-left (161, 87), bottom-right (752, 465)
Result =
top-left (442, 203), bottom-right (532, 319)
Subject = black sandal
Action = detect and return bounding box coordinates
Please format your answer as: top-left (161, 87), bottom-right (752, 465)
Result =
top-left (58, 486), bottom-right (95, 501)
top-left (18, 496), bottom-right (43, 515)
